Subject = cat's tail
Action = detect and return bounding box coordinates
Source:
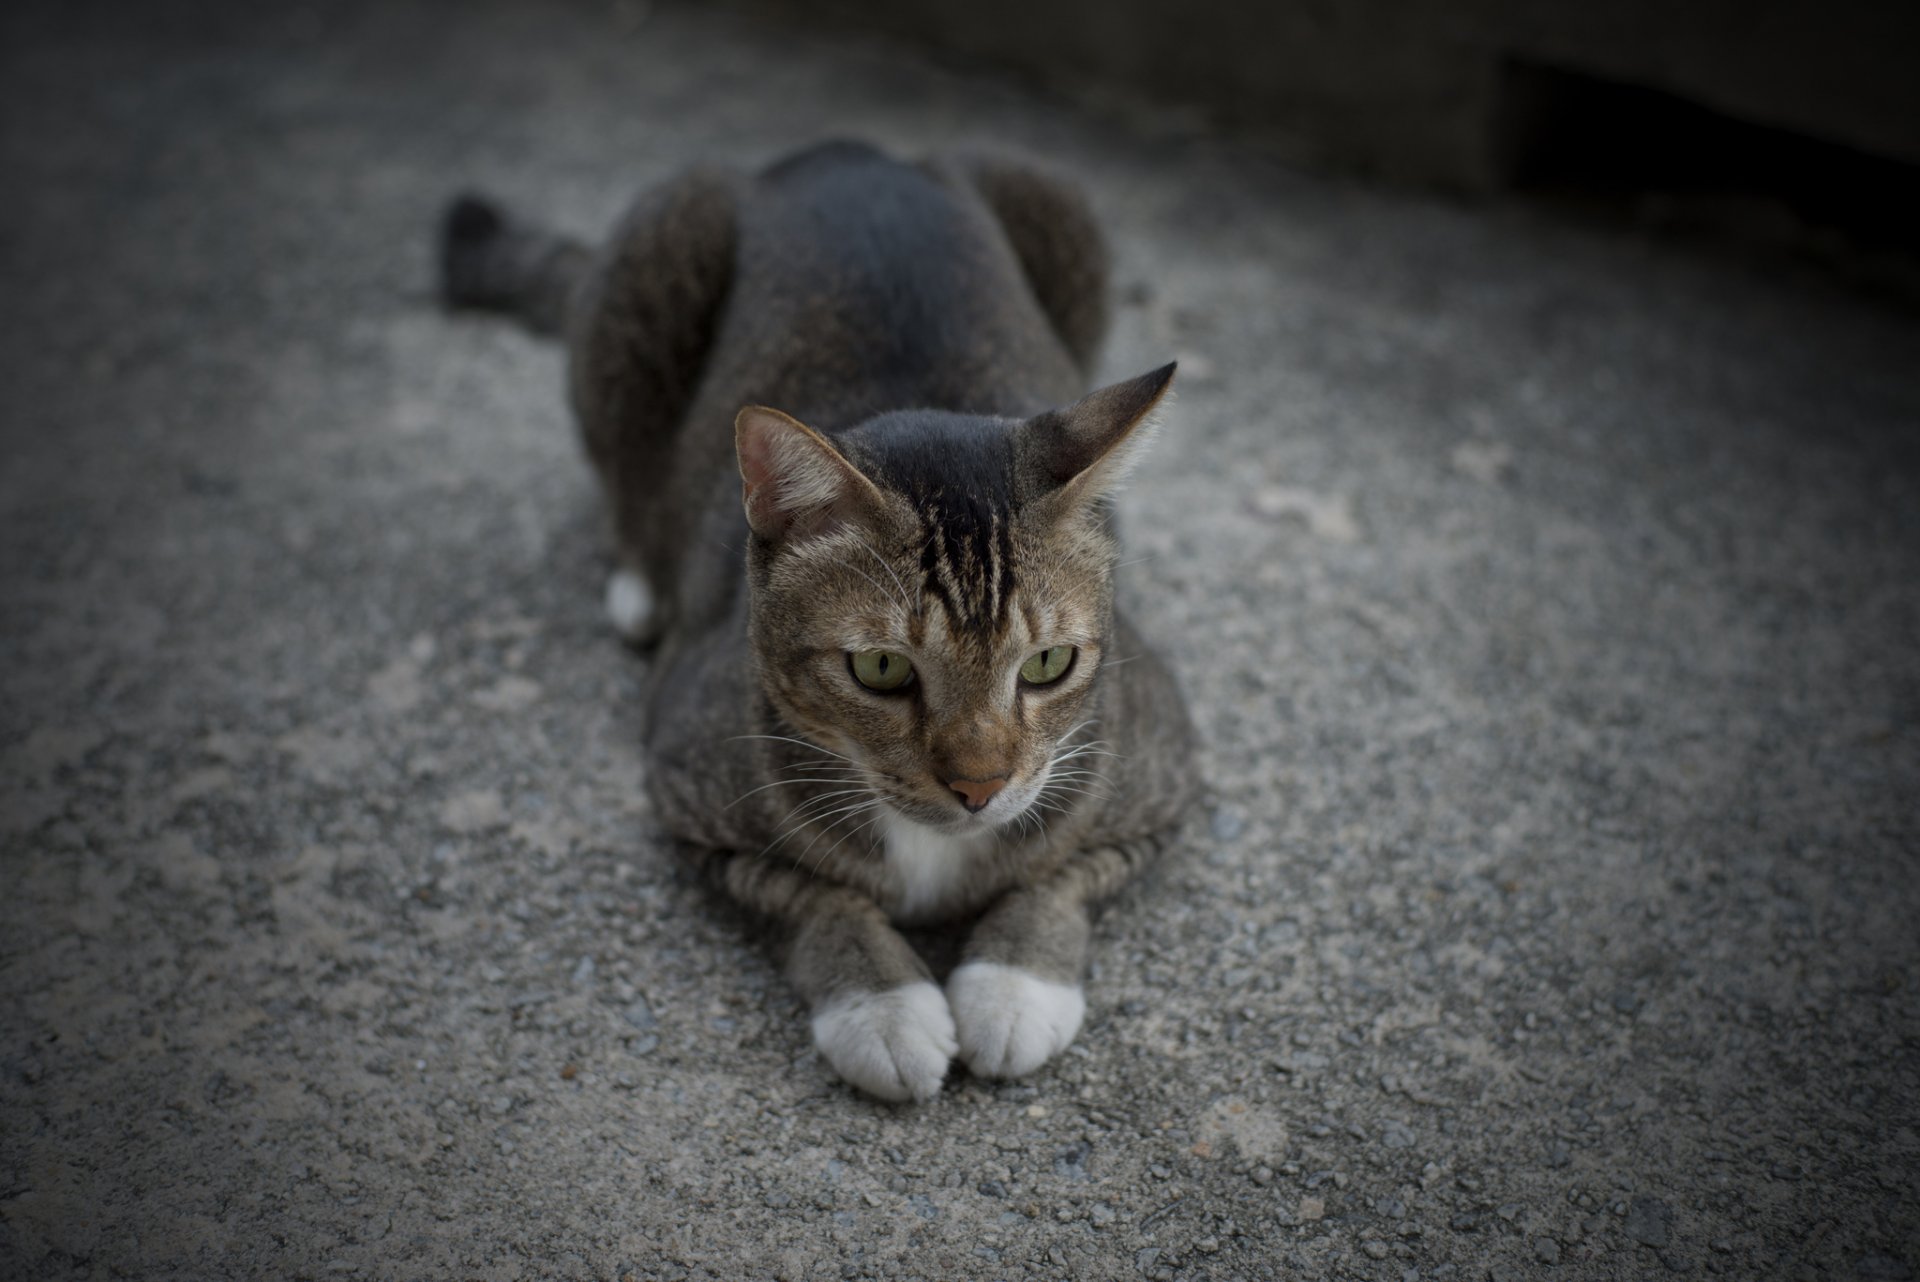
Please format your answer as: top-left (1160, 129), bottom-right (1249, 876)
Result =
top-left (438, 193), bottom-right (590, 338)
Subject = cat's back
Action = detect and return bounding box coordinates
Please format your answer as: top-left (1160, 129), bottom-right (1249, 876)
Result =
top-left (708, 141), bottom-right (1078, 425)
top-left (744, 140), bottom-right (1006, 312)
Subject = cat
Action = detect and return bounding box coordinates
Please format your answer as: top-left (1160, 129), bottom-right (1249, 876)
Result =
top-left (440, 140), bottom-right (1198, 1101)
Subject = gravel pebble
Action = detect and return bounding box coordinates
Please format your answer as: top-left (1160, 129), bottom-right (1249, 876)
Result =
top-left (1626, 1196), bottom-right (1673, 1248)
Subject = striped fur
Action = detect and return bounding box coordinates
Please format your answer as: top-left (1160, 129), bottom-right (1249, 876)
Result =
top-left (438, 141), bottom-right (1199, 1099)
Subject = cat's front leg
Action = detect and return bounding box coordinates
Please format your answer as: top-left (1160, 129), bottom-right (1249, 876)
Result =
top-left (721, 853), bottom-right (955, 1102)
top-left (948, 836), bottom-right (1162, 1079)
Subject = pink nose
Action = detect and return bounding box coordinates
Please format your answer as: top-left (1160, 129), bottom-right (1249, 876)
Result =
top-left (948, 776), bottom-right (1007, 813)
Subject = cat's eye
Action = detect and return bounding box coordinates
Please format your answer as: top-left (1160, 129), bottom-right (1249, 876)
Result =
top-left (850, 650), bottom-right (915, 692)
top-left (1019, 646), bottom-right (1076, 686)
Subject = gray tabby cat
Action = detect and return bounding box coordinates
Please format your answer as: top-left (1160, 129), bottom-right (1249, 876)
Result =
top-left (440, 141), bottom-right (1197, 1101)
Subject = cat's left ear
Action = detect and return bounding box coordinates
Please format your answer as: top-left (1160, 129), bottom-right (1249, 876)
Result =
top-left (1014, 362), bottom-right (1176, 510)
top-left (735, 405), bottom-right (886, 543)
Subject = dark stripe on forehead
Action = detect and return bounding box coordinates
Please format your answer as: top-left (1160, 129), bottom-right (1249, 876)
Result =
top-left (918, 487), bottom-right (1013, 635)
top-left (836, 407), bottom-right (1023, 638)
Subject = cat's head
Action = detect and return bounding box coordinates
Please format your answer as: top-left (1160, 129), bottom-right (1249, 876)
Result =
top-left (734, 363), bottom-right (1174, 834)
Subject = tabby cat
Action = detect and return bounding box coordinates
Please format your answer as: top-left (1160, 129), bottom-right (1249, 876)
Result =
top-left (440, 141), bottom-right (1197, 1101)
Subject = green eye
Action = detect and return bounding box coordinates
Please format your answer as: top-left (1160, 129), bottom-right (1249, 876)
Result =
top-left (850, 650), bottom-right (915, 692)
top-left (1019, 646), bottom-right (1076, 686)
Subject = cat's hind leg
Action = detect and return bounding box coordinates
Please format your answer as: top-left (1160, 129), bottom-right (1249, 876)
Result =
top-left (934, 152), bottom-right (1112, 378)
top-left (567, 169), bottom-right (739, 632)
top-left (603, 563), bottom-right (658, 645)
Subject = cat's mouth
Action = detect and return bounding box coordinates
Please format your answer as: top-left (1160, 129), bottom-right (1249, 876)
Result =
top-left (875, 772), bottom-right (1045, 835)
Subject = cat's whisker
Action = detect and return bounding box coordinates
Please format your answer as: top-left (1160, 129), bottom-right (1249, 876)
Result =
top-left (790, 792), bottom-right (882, 825)
top-left (798, 800), bottom-right (885, 877)
top-left (836, 559), bottom-right (911, 615)
top-left (725, 770), bottom-right (863, 809)
top-left (795, 796), bottom-right (885, 840)
top-left (1052, 742), bottom-right (1124, 764)
top-left (850, 531), bottom-right (918, 616)
top-left (762, 797), bottom-right (870, 869)
top-left (809, 806), bottom-right (889, 877)
top-left (721, 729), bottom-right (852, 759)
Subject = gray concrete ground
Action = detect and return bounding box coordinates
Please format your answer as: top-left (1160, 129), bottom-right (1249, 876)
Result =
top-left (3, 2), bottom-right (1917, 1279)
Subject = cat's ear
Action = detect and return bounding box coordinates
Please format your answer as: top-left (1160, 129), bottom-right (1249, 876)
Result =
top-left (735, 405), bottom-right (885, 542)
top-left (1015, 362), bottom-right (1176, 509)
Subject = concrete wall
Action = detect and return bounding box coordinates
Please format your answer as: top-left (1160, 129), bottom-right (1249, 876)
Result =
top-left (716, 0), bottom-right (1920, 189)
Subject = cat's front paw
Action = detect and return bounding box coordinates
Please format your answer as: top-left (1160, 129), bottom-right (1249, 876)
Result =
top-left (947, 962), bottom-right (1086, 1079)
top-left (810, 982), bottom-right (956, 1103)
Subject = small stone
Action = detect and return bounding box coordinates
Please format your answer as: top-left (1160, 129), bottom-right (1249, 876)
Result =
top-left (1250, 1166), bottom-right (1274, 1186)
top-left (1535, 1238), bottom-right (1561, 1265)
top-left (1381, 1120), bottom-right (1416, 1149)
top-left (559, 1063), bottom-right (578, 1081)
top-left (1451, 438), bottom-right (1514, 484)
top-left (1298, 1197), bottom-right (1325, 1222)
top-left (1210, 808), bottom-right (1246, 841)
top-left (1026, 1104), bottom-right (1049, 1119)
top-left (1191, 1140), bottom-right (1213, 1159)
top-left (1363, 1240), bottom-right (1389, 1259)
top-left (1626, 1196), bottom-right (1673, 1248)
top-left (622, 995), bottom-right (656, 1029)
top-left (1090, 1202), bottom-right (1116, 1226)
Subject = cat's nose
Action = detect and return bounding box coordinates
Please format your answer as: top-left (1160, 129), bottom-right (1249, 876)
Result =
top-left (948, 776), bottom-right (1007, 813)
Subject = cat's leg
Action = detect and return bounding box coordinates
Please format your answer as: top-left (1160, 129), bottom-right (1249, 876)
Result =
top-left (949, 835), bottom-right (1163, 1079)
top-left (718, 852), bottom-right (956, 1103)
top-left (935, 152), bottom-right (1112, 377)
top-left (566, 169), bottom-right (740, 641)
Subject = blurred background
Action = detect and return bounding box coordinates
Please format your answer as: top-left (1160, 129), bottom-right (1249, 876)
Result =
top-left (721, 0), bottom-right (1920, 291)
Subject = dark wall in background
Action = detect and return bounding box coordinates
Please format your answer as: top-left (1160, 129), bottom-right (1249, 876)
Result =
top-left (719, 0), bottom-right (1920, 193)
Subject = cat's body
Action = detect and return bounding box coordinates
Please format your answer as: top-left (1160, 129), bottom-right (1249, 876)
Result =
top-left (442, 141), bottom-right (1197, 1100)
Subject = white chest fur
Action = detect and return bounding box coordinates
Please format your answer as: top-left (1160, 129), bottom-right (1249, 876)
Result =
top-left (880, 814), bottom-right (996, 923)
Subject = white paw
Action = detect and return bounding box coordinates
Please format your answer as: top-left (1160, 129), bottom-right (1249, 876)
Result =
top-left (947, 962), bottom-right (1086, 1079)
top-left (810, 981), bottom-right (956, 1103)
top-left (604, 568), bottom-right (655, 641)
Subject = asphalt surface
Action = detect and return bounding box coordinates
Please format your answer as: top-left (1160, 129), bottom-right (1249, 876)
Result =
top-left (3, 2), bottom-right (1917, 1279)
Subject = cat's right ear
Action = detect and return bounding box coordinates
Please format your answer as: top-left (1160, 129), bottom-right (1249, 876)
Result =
top-left (1015, 362), bottom-right (1176, 511)
top-left (735, 406), bottom-right (884, 542)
